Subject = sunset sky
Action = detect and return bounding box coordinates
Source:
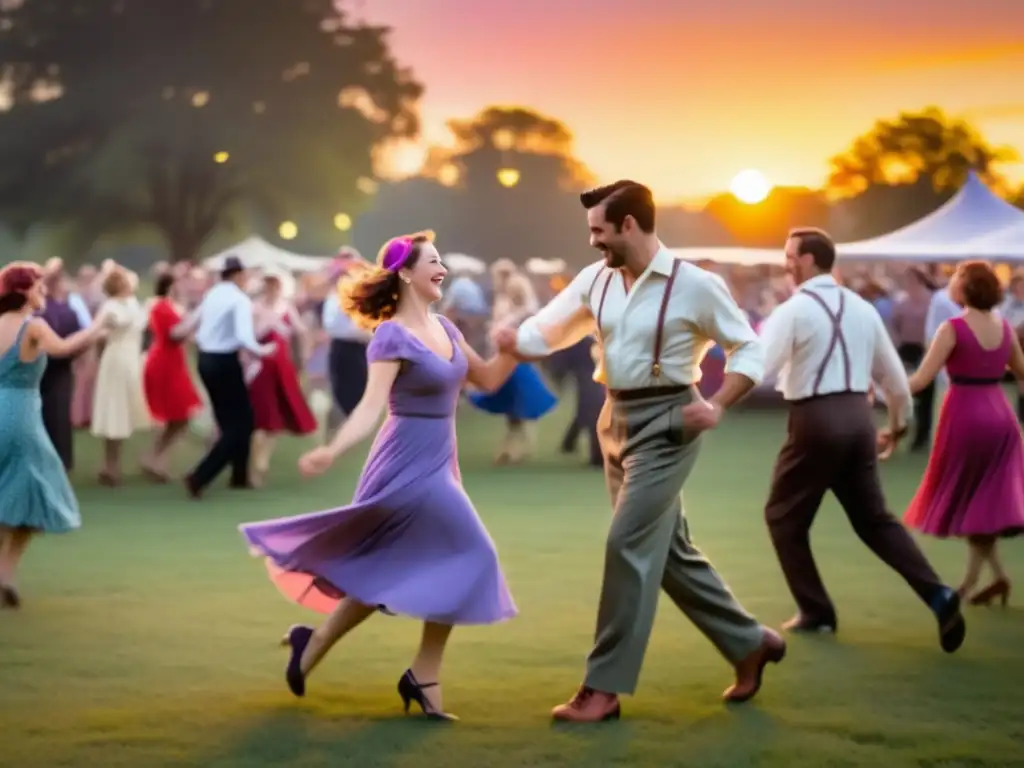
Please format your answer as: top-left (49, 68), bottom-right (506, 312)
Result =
top-left (357, 0), bottom-right (1024, 203)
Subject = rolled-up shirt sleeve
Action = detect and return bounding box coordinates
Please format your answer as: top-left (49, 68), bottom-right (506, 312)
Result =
top-left (516, 263), bottom-right (601, 357)
top-left (232, 294), bottom-right (263, 354)
top-left (698, 272), bottom-right (764, 385)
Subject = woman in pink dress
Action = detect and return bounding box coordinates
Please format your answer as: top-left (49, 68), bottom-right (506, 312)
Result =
top-left (893, 261), bottom-right (1024, 607)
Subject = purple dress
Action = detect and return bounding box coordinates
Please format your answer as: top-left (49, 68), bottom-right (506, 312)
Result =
top-left (904, 316), bottom-right (1024, 538)
top-left (240, 316), bottom-right (517, 625)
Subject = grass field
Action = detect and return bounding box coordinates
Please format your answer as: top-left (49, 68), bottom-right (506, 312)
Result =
top-left (1, 405), bottom-right (1022, 768)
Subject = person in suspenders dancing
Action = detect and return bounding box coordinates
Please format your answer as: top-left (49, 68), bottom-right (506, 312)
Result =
top-left (759, 228), bottom-right (965, 651)
top-left (494, 180), bottom-right (784, 723)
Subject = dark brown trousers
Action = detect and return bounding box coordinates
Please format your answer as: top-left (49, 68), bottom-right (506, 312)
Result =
top-left (765, 392), bottom-right (944, 622)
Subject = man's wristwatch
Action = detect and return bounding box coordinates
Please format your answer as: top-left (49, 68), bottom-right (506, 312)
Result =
top-left (892, 424), bottom-right (909, 440)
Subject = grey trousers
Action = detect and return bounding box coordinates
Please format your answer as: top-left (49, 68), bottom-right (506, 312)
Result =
top-left (584, 387), bottom-right (763, 695)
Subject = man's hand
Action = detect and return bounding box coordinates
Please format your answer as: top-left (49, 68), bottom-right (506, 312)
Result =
top-left (876, 424), bottom-right (907, 461)
top-left (680, 399), bottom-right (723, 434)
top-left (491, 326), bottom-right (518, 355)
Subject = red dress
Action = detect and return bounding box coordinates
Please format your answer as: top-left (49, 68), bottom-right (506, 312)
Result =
top-left (249, 313), bottom-right (317, 434)
top-left (143, 298), bottom-right (202, 423)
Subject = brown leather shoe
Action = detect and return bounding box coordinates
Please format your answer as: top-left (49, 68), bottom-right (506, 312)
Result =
top-left (551, 686), bottom-right (621, 722)
top-left (723, 627), bottom-right (786, 704)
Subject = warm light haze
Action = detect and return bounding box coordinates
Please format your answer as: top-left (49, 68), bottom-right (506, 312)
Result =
top-left (730, 170), bottom-right (771, 204)
top-left (357, 0), bottom-right (1024, 202)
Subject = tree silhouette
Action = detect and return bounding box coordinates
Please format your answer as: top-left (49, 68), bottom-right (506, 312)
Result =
top-left (827, 107), bottom-right (1017, 198)
top-left (356, 106), bottom-right (598, 268)
top-left (824, 107), bottom-right (1017, 239)
top-left (0, 0), bottom-right (422, 261)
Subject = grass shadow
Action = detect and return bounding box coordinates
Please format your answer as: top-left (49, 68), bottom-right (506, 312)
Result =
top-left (206, 704), bottom-right (437, 768)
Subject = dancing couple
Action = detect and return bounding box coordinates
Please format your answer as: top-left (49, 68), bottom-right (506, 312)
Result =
top-left (240, 182), bottom-right (784, 723)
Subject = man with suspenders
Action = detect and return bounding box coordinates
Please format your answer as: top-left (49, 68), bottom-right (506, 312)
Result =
top-left (496, 181), bottom-right (783, 723)
top-left (759, 228), bottom-right (965, 651)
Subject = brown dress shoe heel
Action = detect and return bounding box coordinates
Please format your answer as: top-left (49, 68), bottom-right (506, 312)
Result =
top-left (723, 628), bottom-right (786, 704)
top-left (551, 686), bottom-right (621, 723)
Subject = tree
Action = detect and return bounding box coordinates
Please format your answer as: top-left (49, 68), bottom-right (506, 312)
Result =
top-left (0, 0), bottom-right (422, 261)
top-left (355, 106), bottom-right (598, 268)
top-left (827, 107), bottom-right (1017, 198)
top-left (823, 108), bottom-right (1018, 239)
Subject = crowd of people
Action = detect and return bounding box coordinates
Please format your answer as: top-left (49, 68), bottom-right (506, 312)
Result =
top-left (0, 179), bottom-right (1021, 724)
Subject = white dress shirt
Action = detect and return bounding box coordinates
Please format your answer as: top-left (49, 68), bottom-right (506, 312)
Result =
top-left (189, 281), bottom-right (262, 354)
top-left (516, 246), bottom-right (763, 390)
top-left (759, 274), bottom-right (910, 421)
top-left (67, 292), bottom-right (92, 329)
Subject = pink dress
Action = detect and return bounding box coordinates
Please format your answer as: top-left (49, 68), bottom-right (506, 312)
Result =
top-left (904, 316), bottom-right (1024, 538)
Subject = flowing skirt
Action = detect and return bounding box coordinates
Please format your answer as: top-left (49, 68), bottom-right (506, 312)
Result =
top-left (240, 413), bottom-right (517, 624)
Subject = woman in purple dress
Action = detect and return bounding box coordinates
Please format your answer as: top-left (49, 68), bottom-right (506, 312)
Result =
top-left (892, 261), bottom-right (1024, 607)
top-left (240, 231), bottom-right (519, 720)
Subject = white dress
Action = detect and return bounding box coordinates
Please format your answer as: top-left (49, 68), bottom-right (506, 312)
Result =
top-left (91, 296), bottom-right (151, 439)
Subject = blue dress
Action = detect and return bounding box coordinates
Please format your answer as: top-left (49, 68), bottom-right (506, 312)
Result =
top-left (467, 363), bottom-right (557, 420)
top-left (0, 319), bottom-right (81, 533)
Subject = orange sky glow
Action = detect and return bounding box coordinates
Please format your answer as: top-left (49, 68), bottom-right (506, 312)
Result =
top-left (356, 0), bottom-right (1024, 203)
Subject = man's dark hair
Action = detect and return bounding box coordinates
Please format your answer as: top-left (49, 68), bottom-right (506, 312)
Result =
top-left (788, 227), bottom-right (836, 272)
top-left (580, 180), bottom-right (656, 234)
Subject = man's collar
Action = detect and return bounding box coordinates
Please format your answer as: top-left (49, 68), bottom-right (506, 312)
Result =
top-left (801, 273), bottom-right (837, 290)
top-left (650, 243), bottom-right (675, 276)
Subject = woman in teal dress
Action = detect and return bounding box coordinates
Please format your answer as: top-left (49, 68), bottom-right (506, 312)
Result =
top-left (0, 262), bottom-right (105, 609)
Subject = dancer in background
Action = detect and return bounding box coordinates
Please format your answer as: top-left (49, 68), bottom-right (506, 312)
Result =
top-left (91, 267), bottom-right (151, 485)
top-left (470, 269), bottom-right (556, 464)
top-left (38, 268), bottom-right (83, 471)
top-left (897, 261), bottom-right (1024, 607)
top-left (70, 264), bottom-right (101, 429)
top-left (241, 232), bottom-right (518, 720)
top-left (891, 267), bottom-right (937, 450)
top-left (142, 272), bottom-right (202, 481)
top-left (548, 336), bottom-right (603, 467)
top-left (761, 229), bottom-right (964, 651)
top-left (176, 256), bottom-right (275, 498)
top-left (322, 260), bottom-right (372, 438)
top-left (248, 270), bottom-right (317, 486)
top-left (0, 263), bottom-right (105, 608)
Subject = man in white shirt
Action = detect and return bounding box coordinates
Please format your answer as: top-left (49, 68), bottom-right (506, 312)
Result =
top-left (175, 256), bottom-right (273, 497)
top-left (759, 228), bottom-right (964, 652)
top-left (495, 180), bottom-right (781, 723)
top-left (321, 277), bottom-right (372, 424)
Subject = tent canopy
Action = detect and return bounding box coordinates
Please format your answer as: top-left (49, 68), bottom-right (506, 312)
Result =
top-left (670, 246), bottom-right (780, 267)
top-left (203, 237), bottom-right (332, 273)
top-left (836, 172), bottom-right (1024, 259)
top-left (957, 220), bottom-right (1024, 261)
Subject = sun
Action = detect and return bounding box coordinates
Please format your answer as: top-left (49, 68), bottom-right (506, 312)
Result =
top-left (729, 169), bottom-right (771, 204)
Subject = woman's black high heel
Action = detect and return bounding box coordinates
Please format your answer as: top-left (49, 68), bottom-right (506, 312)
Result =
top-left (0, 584), bottom-right (20, 609)
top-left (279, 624), bottom-right (314, 697)
top-left (397, 670), bottom-right (458, 721)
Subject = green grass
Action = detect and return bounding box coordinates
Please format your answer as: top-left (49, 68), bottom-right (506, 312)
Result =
top-left (1, 406), bottom-right (1022, 768)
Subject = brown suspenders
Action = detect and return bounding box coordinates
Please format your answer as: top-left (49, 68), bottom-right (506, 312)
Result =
top-left (586, 259), bottom-right (682, 379)
top-left (801, 288), bottom-right (851, 394)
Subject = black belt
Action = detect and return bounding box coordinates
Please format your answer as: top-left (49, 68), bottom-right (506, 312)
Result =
top-left (789, 390), bottom-right (864, 405)
top-left (950, 376), bottom-right (1001, 386)
top-left (607, 384), bottom-right (690, 402)
top-left (391, 411), bottom-right (448, 419)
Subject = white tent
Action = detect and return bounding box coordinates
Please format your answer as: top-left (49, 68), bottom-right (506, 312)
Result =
top-left (443, 253), bottom-right (486, 275)
top-left (203, 237), bottom-right (332, 273)
top-left (836, 172), bottom-right (1024, 260)
top-left (956, 220), bottom-right (1024, 261)
top-left (670, 246), bottom-right (780, 267)
top-left (525, 257), bottom-right (568, 275)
